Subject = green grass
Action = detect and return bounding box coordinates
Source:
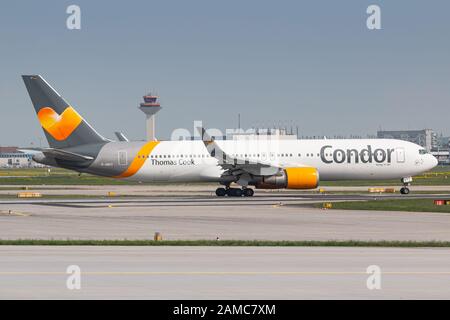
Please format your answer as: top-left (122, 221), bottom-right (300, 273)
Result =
top-left (0, 194), bottom-right (147, 199)
top-left (0, 239), bottom-right (449, 247)
top-left (320, 165), bottom-right (450, 186)
top-left (0, 168), bottom-right (211, 185)
top-left (0, 175), bottom-right (136, 185)
top-left (316, 198), bottom-right (450, 213)
top-left (0, 168), bottom-right (69, 176)
top-left (0, 168), bottom-right (138, 185)
top-left (1, 166), bottom-right (450, 186)
top-left (321, 166), bottom-right (450, 186)
top-left (321, 177), bottom-right (450, 186)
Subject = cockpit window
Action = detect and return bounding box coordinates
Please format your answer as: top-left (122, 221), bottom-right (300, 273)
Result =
top-left (419, 149), bottom-right (427, 155)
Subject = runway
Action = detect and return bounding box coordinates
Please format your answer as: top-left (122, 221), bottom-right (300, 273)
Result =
top-left (1, 186), bottom-right (450, 300)
top-left (1, 192), bottom-right (450, 241)
top-left (1, 246), bottom-right (449, 299)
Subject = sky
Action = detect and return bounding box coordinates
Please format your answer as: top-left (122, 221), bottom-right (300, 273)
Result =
top-left (1, 0), bottom-right (449, 147)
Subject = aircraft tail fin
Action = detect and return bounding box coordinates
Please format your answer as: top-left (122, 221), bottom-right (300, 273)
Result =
top-left (22, 75), bottom-right (107, 149)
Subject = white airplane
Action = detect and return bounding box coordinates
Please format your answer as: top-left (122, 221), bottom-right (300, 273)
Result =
top-left (22, 75), bottom-right (438, 196)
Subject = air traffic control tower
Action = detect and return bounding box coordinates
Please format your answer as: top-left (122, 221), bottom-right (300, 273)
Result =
top-left (139, 93), bottom-right (162, 141)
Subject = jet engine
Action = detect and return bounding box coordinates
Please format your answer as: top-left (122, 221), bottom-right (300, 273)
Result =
top-left (255, 167), bottom-right (319, 189)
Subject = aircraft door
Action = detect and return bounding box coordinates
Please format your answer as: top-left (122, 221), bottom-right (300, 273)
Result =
top-left (396, 148), bottom-right (405, 163)
top-left (118, 150), bottom-right (128, 166)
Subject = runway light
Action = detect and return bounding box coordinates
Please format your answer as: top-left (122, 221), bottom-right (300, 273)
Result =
top-left (17, 192), bottom-right (42, 198)
top-left (434, 200), bottom-right (446, 206)
top-left (322, 202), bottom-right (333, 209)
top-left (154, 232), bottom-right (163, 241)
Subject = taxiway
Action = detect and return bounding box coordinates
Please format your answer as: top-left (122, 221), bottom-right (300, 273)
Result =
top-left (0, 246), bottom-right (449, 299)
top-left (0, 191), bottom-right (449, 241)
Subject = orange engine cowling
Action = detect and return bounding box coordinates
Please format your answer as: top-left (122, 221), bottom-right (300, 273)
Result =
top-left (255, 167), bottom-right (319, 189)
top-left (284, 167), bottom-right (319, 189)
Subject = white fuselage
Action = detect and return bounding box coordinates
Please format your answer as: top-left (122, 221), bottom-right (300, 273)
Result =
top-left (125, 139), bottom-right (437, 183)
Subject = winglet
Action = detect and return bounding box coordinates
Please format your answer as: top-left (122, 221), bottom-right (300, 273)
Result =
top-left (196, 126), bottom-right (224, 160)
top-left (195, 126), bottom-right (281, 176)
top-left (115, 131), bottom-right (130, 142)
top-left (197, 126), bottom-right (218, 156)
top-left (196, 126), bottom-right (213, 143)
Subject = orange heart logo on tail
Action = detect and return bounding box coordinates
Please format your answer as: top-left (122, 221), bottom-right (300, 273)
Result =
top-left (37, 106), bottom-right (83, 141)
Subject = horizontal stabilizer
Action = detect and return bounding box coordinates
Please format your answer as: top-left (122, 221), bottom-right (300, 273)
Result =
top-left (42, 148), bottom-right (94, 162)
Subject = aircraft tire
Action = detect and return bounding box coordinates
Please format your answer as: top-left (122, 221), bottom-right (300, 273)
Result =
top-left (216, 188), bottom-right (227, 197)
top-left (400, 187), bottom-right (410, 195)
top-left (227, 188), bottom-right (243, 197)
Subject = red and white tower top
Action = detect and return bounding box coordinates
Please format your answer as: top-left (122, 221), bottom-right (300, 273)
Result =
top-left (139, 93), bottom-right (162, 141)
top-left (141, 94), bottom-right (161, 107)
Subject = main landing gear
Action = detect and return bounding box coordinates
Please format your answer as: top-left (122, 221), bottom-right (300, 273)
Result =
top-left (400, 176), bottom-right (412, 195)
top-left (215, 187), bottom-right (254, 197)
top-left (400, 187), bottom-right (410, 195)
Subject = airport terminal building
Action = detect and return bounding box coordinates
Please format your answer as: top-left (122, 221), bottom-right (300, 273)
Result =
top-left (0, 147), bottom-right (36, 168)
top-left (377, 129), bottom-right (438, 152)
top-left (377, 129), bottom-right (449, 165)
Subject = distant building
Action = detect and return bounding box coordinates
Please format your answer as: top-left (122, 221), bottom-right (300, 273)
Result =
top-left (0, 147), bottom-right (36, 168)
top-left (430, 135), bottom-right (450, 165)
top-left (377, 129), bottom-right (437, 152)
top-left (436, 135), bottom-right (450, 149)
top-left (230, 128), bottom-right (297, 141)
top-left (431, 150), bottom-right (450, 165)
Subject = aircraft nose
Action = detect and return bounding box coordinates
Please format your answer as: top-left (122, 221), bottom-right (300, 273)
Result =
top-left (429, 154), bottom-right (438, 169)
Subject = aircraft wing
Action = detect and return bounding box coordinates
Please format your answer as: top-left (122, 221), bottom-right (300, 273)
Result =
top-left (196, 127), bottom-right (281, 177)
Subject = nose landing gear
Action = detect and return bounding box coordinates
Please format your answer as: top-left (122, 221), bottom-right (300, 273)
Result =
top-left (215, 186), bottom-right (254, 197)
top-left (400, 177), bottom-right (412, 195)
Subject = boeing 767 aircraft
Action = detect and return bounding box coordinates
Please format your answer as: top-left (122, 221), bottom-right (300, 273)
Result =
top-left (22, 75), bottom-right (438, 196)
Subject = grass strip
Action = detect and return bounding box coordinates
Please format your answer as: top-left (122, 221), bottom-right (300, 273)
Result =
top-left (315, 198), bottom-right (450, 213)
top-left (1, 166), bottom-right (450, 186)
